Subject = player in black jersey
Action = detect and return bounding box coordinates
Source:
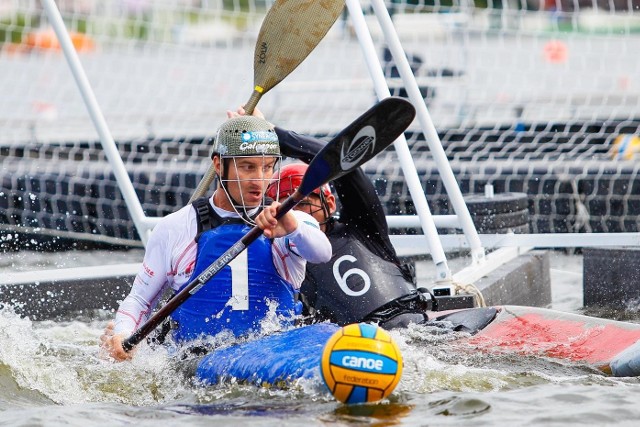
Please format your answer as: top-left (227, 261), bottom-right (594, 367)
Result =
top-left (266, 130), bottom-right (432, 329)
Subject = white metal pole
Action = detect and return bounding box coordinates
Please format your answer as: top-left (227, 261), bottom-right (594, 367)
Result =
top-left (389, 232), bottom-right (640, 257)
top-left (369, 0), bottom-right (486, 266)
top-left (41, 0), bottom-right (154, 245)
top-left (387, 215), bottom-right (460, 229)
top-left (346, 0), bottom-right (452, 284)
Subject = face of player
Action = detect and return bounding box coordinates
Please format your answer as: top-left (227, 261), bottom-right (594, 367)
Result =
top-left (214, 156), bottom-right (278, 211)
top-left (294, 193), bottom-right (336, 231)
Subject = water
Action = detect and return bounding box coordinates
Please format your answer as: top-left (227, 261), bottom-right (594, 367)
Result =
top-left (1, 250), bottom-right (640, 426)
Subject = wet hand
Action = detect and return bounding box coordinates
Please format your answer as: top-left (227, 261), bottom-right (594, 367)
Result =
top-left (99, 321), bottom-right (134, 362)
top-left (255, 201), bottom-right (298, 239)
top-left (226, 105), bottom-right (266, 120)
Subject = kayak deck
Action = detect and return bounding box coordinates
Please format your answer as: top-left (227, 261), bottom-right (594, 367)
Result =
top-left (467, 306), bottom-right (640, 374)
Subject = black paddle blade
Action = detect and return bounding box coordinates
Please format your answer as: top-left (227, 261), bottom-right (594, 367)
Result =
top-left (298, 97), bottom-right (416, 197)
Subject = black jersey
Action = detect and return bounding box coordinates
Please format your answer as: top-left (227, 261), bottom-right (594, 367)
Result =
top-left (303, 223), bottom-right (419, 324)
top-left (277, 128), bottom-right (426, 327)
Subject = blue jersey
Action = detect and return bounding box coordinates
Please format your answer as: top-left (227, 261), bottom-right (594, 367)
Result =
top-left (171, 222), bottom-right (298, 342)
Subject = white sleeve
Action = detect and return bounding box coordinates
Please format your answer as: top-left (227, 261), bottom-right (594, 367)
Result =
top-left (113, 222), bottom-right (172, 336)
top-left (271, 210), bottom-right (332, 289)
top-left (284, 210), bottom-right (332, 263)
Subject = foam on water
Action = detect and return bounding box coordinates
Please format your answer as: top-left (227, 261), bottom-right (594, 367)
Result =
top-left (0, 304), bottom-right (192, 407)
top-left (2, 251), bottom-right (640, 426)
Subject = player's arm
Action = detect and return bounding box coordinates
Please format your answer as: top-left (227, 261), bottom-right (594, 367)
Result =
top-left (99, 224), bottom-right (171, 360)
top-left (270, 210), bottom-right (331, 289)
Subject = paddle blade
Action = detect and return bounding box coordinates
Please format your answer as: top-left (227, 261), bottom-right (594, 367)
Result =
top-left (246, 0), bottom-right (344, 112)
top-left (298, 97), bottom-right (416, 197)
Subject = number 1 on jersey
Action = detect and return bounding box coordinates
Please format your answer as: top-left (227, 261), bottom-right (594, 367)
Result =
top-left (228, 250), bottom-right (249, 310)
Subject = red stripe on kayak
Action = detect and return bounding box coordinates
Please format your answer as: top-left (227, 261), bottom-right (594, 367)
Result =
top-left (467, 313), bottom-right (640, 365)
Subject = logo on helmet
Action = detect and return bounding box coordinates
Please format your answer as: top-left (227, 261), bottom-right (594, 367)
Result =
top-left (240, 131), bottom-right (279, 154)
top-left (241, 131), bottom-right (278, 143)
top-left (341, 126), bottom-right (376, 170)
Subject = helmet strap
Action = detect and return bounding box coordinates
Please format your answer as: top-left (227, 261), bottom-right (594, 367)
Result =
top-left (317, 191), bottom-right (333, 228)
top-left (215, 156), bottom-right (279, 226)
top-left (215, 157), bottom-right (255, 225)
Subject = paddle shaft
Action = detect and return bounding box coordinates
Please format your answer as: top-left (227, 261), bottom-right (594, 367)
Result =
top-left (123, 191), bottom-right (303, 351)
top-left (244, 91), bottom-right (261, 116)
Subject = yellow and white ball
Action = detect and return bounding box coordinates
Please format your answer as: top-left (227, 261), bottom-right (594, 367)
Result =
top-left (320, 323), bottom-right (403, 404)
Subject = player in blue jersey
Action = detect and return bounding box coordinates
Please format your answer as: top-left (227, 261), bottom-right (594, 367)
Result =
top-left (100, 116), bottom-right (331, 361)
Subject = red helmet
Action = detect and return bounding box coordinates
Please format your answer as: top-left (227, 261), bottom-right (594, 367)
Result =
top-left (267, 163), bottom-right (332, 200)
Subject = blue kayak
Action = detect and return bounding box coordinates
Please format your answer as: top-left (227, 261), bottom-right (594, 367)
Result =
top-left (195, 323), bottom-right (340, 386)
top-left (193, 307), bottom-right (499, 386)
top-left (192, 306), bottom-right (640, 386)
